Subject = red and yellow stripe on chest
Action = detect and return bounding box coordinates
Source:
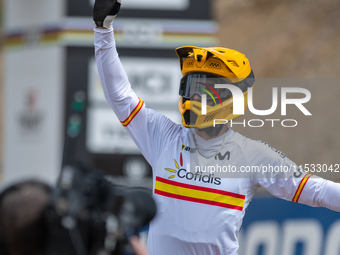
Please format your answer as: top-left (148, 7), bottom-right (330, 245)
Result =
top-left (155, 176), bottom-right (245, 211)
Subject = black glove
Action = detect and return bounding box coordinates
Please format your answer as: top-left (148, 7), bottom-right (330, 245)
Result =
top-left (93, 0), bottom-right (122, 28)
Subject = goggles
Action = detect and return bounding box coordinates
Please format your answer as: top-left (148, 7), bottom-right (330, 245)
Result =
top-left (179, 72), bottom-right (255, 104)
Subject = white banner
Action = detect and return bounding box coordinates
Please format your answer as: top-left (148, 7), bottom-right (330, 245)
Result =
top-left (5, 0), bottom-right (64, 29)
top-left (3, 47), bottom-right (64, 185)
top-left (86, 108), bottom-right (181, 154)
top-left (88, 57), bottom-right (181, 105)
top-left (87, 56), bottom-right (182, 154)
top-left (90, 0), bottom-right (189, 10)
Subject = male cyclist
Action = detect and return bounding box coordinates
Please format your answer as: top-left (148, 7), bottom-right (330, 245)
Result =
top-left (93, 0), bottom-right (340, 254)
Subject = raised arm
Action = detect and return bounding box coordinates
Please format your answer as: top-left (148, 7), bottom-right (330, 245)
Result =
top-left (93, 0), bottom-right (182, 166)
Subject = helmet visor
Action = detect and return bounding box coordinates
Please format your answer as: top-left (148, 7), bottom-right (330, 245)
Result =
top-left (179, 72), bottom-right (254, 104)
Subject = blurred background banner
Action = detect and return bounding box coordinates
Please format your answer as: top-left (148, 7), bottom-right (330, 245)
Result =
top-left (1, 0), bottom-right (340, 254)
top-left (2, 0), bottom-right (66, 184)
top-left (239, 196), bottom-right (340, 255)
top-left (1, 0), bottom-right (218, 186)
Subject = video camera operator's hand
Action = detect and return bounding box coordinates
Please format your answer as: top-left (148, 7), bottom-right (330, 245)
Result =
top-left (93, 0), bottom-right (122, 29)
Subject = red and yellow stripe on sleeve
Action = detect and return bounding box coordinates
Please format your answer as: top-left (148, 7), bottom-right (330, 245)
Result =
top-left (121, 98), bottom-right (144, 127)
top-left (292, 173), bottom-right (312, 203)
top-left (155, 176), bottom-right (245, 211)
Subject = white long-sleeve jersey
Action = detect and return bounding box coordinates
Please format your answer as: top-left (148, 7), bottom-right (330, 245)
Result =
top-left (94, 28), bottom-right (340, 255)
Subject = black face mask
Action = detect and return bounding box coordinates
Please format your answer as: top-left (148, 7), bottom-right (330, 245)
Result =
top-left (198, 124), bottom-right (225, 137)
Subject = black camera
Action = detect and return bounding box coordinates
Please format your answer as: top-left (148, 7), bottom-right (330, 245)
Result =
top-left (45, 164), bottom-right (156, 255)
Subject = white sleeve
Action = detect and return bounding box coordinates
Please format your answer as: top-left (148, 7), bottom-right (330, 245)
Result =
top-left (247, 140), bottom-right (340, 212)
top-left (298, 176), bottom-right (340, 212)
top-left (94, 28), bottom-right (181, 166)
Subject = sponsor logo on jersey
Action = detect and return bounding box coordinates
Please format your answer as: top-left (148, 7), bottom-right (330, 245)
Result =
top-left (215, 151), bottom-right (231, 160)
top-left (164, 153), bottom-right (221, 185)
top-left (257, 140), bottom-right (286, 158)
top-left (181, 144), bottom-right (196, 153)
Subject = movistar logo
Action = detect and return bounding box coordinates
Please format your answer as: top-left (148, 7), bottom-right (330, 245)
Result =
top-left (215, 151), bottom-right (231, 161)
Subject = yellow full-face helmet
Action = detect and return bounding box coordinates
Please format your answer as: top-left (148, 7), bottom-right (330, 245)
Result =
top-left (176, 46), bottom-right (255, 129)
